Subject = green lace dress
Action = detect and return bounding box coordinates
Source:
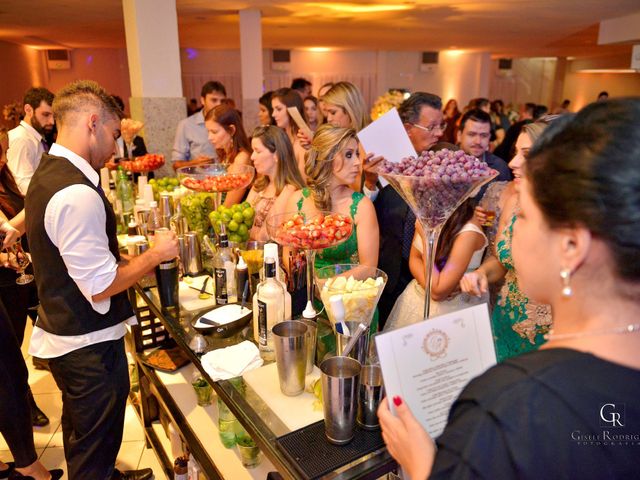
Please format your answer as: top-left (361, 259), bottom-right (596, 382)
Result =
top-left (492, 212), bottom-right (552, 362)
top-left (297, 188), bottom-right (379, 332)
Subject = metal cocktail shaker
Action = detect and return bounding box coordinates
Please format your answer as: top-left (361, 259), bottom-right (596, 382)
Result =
top-left (154, 228), bottom-right (179, 313)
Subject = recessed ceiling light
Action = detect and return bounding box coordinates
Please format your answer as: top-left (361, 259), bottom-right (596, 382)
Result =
top-left (307, 47), bottom-right (331, 52)
top-left (578, 69), bottom-right (637, 73)
top-left (308, 2), bottom-right (413, 13)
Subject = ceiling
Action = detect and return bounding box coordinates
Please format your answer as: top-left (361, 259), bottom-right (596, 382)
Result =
top-left (0, 0), bottom-right (637, 58)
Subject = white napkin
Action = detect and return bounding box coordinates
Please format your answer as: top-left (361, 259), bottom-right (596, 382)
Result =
top-left (201, 341), bottom-right (263, 381)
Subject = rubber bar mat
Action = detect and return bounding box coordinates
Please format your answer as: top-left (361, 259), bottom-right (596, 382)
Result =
top-left (275, 420), bottom-right (385, 480)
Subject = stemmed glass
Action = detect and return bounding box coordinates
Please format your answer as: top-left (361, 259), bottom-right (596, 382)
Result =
top-left (8, 240), bottom-right (34, 285)
top-left (378, 160), bottom-right (497, 319)
top-left (266, 211), bottom-right (354, 316)
top-left (177, 164), bottom-right (255, 212)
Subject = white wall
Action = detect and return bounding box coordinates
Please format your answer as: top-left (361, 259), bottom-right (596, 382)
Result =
top-left (489, 57), bottom-right (557, 109)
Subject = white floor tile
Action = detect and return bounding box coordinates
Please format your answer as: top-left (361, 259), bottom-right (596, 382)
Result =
top-left (38, 447), bottom-right (67, 480)
top-left (0, 449), bottom-right (13, 466)
top-left (116, 440), bottom-right (145, 473)
top-left (32, 392), bottom-right (62, 449)
top-left (28, 366), bottom-right (60, 395)
top-left (122, 404), bottom-right (146, 442)
top-left (138, 445), bottom-right (167, 479)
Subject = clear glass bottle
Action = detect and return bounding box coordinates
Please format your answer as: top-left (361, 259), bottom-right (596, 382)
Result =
top-left (263, 243), bottom-right (292, 320)
top-left (147, 200), bottom-right (162, 240)
top-left (213, 231), bottom-right (236, 305)
top-left (116, 167), bottom-right (134, 225)
top-left (254, 256), bottom-right (285, 361)
top-left (170, 200), bottom-right (188, 236)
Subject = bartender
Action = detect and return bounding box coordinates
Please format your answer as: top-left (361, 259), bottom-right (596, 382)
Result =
top-left (25, 80), bottom-right (179, 480)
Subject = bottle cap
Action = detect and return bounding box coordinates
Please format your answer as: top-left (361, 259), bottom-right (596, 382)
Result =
top-left (302, 300), bottom-right (317, 319)
top-left (237, 254), bottom-right (247, 270)
top-left (264, 242), bottom-right (279, 263)
top-left (149, 200), bottom-right (158, 208)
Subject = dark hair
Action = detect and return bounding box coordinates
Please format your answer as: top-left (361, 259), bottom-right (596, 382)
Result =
top-left (201, 81), bottom-right (227, 98)
top-left (23, 87), bottom-right (54, 110)
top-left (0, 134), bottom-right (22, 217)
top-left (204, 104), bottom-right (250, 163)
top-left (459, 108), bottom-right (492, 132)
top-left (524, 102), bottom-right (536, 116)
top-left (527, 98), bottom-right (640, 284)
top-left (491, 100), bottom-right (504, 114)
top-left (53, 80), bottom-right (122, 125)
top-left (598, 91), bottom-right (609, 98)
top-left (533, 104), bottom-right (548, 120)
top-left (469, 97), bottom-right (490, 110)
top-left (259, 91), bottom-right (275, 124)
top-left (272, 88), bottom-right (306, 135)
top-left (111, 95), bottom-right (125, 112)
top-left (561, 99), bottom-right (571, 108)
top-left (435, 198), bottom-right (476, 271)
top-left (291, 78), bottom-right (312, 91)
top-left (398, 92), bottom-right (442, 124)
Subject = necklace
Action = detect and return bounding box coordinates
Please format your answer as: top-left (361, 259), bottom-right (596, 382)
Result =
top-left (544, 323), bottom-right (640, 341)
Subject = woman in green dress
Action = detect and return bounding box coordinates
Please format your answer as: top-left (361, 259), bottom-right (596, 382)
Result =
top-left (460, 121), bottom-right (553, 361)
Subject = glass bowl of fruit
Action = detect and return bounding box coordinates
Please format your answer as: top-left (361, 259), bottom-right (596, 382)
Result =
top-left (148, 176), bottom-right (181, 200)
top-left (177, 164), bottom-right (255, 193)
top-left (119, 153), bottom-right (165, 173)
top-left (208, 201), bottom-right (255, 245)
top-left (315, 264), bottom-right (387, 329)
top-left (265, 211), bottom-right (353, 251)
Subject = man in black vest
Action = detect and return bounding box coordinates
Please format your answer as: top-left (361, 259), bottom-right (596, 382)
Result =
top-left (25, 80), bottom-right (178, 480)
top-left (363, 92), bottom-right (446, 328)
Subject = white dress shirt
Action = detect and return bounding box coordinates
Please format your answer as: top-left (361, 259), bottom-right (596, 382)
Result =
top-left (29, 143), bottom-right (136, 359)
top-left (7, 120), bottom-right (46, 194)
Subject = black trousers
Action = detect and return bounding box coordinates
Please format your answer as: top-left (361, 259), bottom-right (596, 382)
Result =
top-left (0, 299), bottom-right (37, 468)
top-left (49, 338), bottom-right (129, 480)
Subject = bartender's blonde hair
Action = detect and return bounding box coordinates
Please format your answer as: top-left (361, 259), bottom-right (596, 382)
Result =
top-left (305, 124), bottom-right (358, 212)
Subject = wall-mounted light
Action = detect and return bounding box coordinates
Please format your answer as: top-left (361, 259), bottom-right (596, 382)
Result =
top-left (307, 3), bottom-right (413, 13)
top-left (578, 69), bottom-right (637, 73)
top-left (306, 47), bottom-right (331, 52)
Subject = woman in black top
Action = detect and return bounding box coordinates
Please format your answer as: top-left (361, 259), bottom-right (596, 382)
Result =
top-left (378, 98), bottom-right (640, 479)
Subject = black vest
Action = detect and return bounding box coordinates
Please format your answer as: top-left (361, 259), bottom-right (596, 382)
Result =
top-left (25, 154), bottom-right (133, 336)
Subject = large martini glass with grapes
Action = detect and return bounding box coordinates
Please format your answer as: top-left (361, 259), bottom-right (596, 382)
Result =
top-left (377, 149), bottom-right (497, 319)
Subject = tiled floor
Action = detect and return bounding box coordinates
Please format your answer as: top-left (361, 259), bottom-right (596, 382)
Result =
top-left (0, 323), bottom-right (166, 480)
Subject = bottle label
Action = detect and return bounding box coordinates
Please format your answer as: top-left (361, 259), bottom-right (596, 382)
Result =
top-left (257, 299), bottom-right (267, 347)
top-left (215, 267), bottom-right (228, 305)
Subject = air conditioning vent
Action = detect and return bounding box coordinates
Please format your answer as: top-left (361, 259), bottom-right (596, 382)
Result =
top-left (498, 58), bottom-right (513, 70)
top-left (272, 49), bottom-right (291, 71)
top-left (46, 49), bottom-right (71, 70)
top-left (420, 51), bottom-right (438, 73)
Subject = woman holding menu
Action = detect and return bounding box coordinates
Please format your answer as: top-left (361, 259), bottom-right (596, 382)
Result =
top-left (378, 98), bottom-right (640, 479)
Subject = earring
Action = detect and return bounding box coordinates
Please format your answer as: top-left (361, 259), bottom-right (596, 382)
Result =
top-left (560, 268), bottom-right (572, 297)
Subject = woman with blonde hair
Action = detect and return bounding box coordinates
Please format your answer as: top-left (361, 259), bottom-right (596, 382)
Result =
top-left (246, 126), bottom-right (305, 241)
top-left (321, 81), bottom-right (369, 131)
top-left (285, 124), bottom-right (379, 271)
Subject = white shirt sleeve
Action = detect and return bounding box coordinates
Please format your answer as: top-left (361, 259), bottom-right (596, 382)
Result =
top-left (7, 136), bottom-right (39, 195)
top-left (362, 184), bottom-right (379, 202)
top-left (44, 184), bottom-right (118, 314)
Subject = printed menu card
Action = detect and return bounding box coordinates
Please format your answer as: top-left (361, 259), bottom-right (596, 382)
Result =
top-left (375, 304), bottom-right (496, 438)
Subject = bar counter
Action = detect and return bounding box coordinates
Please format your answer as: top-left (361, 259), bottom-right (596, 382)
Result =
top-left (128, 282), bottom-right (396, 480)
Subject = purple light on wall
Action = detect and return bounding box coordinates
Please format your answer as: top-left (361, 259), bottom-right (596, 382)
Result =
top-left (186, 48), bottom-right (198, 60)
top-left (86, 55), bottom-right (93, 65)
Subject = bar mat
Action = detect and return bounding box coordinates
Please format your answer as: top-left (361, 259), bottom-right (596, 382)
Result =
top-left (275, 420), bottom-right (385, 480)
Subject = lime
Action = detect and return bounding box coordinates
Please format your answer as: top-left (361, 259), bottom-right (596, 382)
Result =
top-left (149, 179), bottom-right (156, 185)
top-left (217, 205), bottom-right (226, 213)
top-left (228, 220), bottom-right (239, 232)
top-left (232, 212), bottom-right (244, 224)
top-left (242, 207), bottom-right (255, 220)
top-left (244, 217), bottom-right (253, 227)
top-left (241, 201), bottom-right (251, 210)
top-left (170, 178), bottom-right (180, 186)
top-left (232, 204), bottom-right (242, 213)
top-left (221, 213), bottom-right (231, 223)
top-left (229, 233), bottom-right (242, 243)
top-left (237, 224), bottom-right (248, 237)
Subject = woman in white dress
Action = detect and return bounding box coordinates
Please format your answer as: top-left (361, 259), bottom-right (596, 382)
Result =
top-left (385, 199), bottom-right (489, 330)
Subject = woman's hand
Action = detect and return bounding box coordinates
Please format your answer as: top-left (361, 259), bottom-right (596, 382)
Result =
top-left (473, 206), bottom-right (487, 227)
top-left (378, 396), bottom-right (435, 480)
top-left (459, 269), bottom-right (488, 297)
top-left (296, 130), bottom-right (312, 150)
top-left (1, 221), bottom-right (20, 249)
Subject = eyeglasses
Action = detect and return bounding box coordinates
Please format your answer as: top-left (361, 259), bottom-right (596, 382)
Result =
top-left (411, 122), bottom-right (447, 133)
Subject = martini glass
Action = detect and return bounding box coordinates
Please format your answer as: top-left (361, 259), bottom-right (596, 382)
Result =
top-left (9, 241), bottom-right (34, 285)
top-left (379, 164), bottom-right (497, 319)
top-left (177, 164), bottom-right (255, 211)
top-left (314, 264), bottom-right (387, 330)
top-left (266, 211), bottom-right (353, 315)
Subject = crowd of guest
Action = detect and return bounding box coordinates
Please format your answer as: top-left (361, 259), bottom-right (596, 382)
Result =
top-left (1, 73), bottom-right (637, 480)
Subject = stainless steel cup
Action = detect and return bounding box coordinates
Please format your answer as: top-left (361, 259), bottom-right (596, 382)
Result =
top-left (272, 321), bottom-right (308, 396)
top-left (159, 193), bottom-right (174, 228)
top-left (300, 319), bottom-right (317, 374)
top-left (177, 235), bottom-right (187, 274)
top-left (185, 231), bottom-right (203, 276)
top-left (357, 365), bottom-right (384, 429)
top-left (336, 321), bottom-right (369, 365)
top-left (320, 356), bottom-right (361, 445)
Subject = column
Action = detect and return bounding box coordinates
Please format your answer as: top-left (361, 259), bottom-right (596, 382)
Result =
top-left (123, 0), bottom-right (185, 177)
top-left (239, 9), bottom-right (264, 135)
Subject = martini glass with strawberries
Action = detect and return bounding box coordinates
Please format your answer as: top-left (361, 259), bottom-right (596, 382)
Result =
top-left (266, 211), bottom-right (354, 315)
top-left (177, 164), bottom-right (255, 211)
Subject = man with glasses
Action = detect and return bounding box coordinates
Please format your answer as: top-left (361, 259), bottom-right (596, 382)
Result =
top-left (457, 109), bottom-right (511, 192)
top-left (370, 92), bottom-right (445, 328)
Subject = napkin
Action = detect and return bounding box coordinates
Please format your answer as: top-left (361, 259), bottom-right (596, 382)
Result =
top-left (201, 341), bottom-right (263, 381)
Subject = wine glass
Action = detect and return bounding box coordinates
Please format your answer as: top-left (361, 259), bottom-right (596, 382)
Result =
top-left (8, 240), bottom-right (34, 285)
top-left (177, 164), bottom-right (255, 212)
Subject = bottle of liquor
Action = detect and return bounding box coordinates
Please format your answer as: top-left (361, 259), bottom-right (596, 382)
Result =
top-left (254, 256), bottom-right (285, 361)
top-left (170, 200), bottom-right (188, 236)
top-left (263, 243), bottom-right (292, 320)
top-left (116, 167), bottom-right (134, 225)
top-left (147, 200), bottom-right (162, 240)
top-left (213, 230), bottom-right (236, 305)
